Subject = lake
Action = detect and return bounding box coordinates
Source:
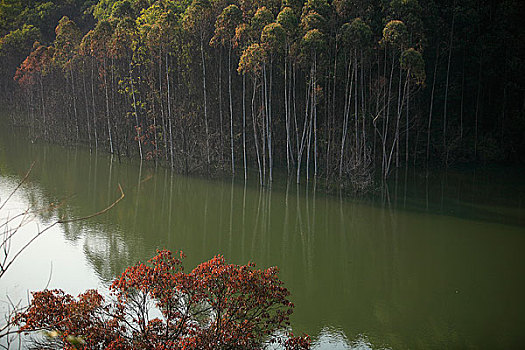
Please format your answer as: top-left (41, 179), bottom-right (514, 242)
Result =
top-left (1, 127), bottom-right (524, 349)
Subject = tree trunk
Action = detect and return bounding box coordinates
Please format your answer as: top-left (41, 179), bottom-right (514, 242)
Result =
top-left (427, 43), bottom-right (439, 164)
top-left (201, 37), bottom-right (210, 169)
top-left (339, 57), bottom-right (353, 179)
top-left (443, 12), bottom-right (455, 157)
top-left (242, 74), bottom-right (247, 181)
top-left (284, 52), bottom-right (291, 174)
top-left (166, 52), bottom-right (174, 168)
top-left (91, 58), bottom-right (98, 150)
top-left (474, 51), bottom-right (483, 159)
top-left (82, 59), bottom-right (92, 149)
top-left (69, 66), bottom-right (79, 142)
top-left (103, 59), bottom-right (114, 154)
top-left (228, 45), bottom-right (235, 175)
top-left (129, 60), bottom-right (143, 160)
top-left (252, 78), bottom-right (262, 185)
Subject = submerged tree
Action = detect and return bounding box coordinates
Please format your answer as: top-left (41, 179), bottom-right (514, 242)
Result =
top-left (5, 0), bottom-right (524, 189)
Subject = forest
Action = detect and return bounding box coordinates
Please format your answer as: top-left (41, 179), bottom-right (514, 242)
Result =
top-left (1, 0), bottom-right (524, 188)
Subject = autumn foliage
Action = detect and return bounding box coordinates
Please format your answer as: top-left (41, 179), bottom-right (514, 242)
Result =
top-left (15, 250), bottom-right (310, 349)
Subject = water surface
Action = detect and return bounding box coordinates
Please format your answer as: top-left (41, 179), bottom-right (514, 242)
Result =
top-left (1, 128), bottom-right (524, 349)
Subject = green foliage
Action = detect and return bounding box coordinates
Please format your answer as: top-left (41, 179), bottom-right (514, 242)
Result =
top-left (301, 28), bottom-right (325, 54)
top-left (281, 0), bottom-right (304, 15)
top-left (210, 4), bottom-right (242, 47)
top-left (110, 17), bottom-right (137, 58)
top-left (381, 19), bottom-right (408, 49)
top-left (21, 2), bottom-right (58, 28)
top-left (53, 16), bottom-right (82, 67)
top-left (332, 0), bottom-right (371, 21)
top-left (302, 0), bottom-right (331, 20)
top-left (389, 0), bottom-right (422, 30)
top-left (0, 24), bottom-right (40, 59)
top-left (238, 42), bottom-right (266, 76)
top-left (0, 0), bottom-right (24, 36)
top-left (137, 1), bottom-right (183, 54)
top-left (111, 0), bottom-right (133, 19)
top-left (277, 7), bottom-right (298, 38)
top-left (3, 0), bottom-right (525, 172)
top-left (92, 0), bottom-right (153, 21)
top-left (183, 0), bottom-right (212, 37)
top-left (91, 0), bottom-right (119, 21)
top-left (400, 47), bottom-right (425, 84)
top-left (340, 17), bottom-right (372, 49)
top-left (300, 10), bottom-right (326, 33)
top-left (232, 22), bottom-right (251, 49)
top-left (91, 19), bottom-right (114, 58)
top-left (261, 22), bottom-right (286, 55)
top-left (251, 6), bottom-right (274, 34)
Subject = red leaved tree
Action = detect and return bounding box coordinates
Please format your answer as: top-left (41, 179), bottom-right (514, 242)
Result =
top-left (15, 250), bottom-right (310, 349)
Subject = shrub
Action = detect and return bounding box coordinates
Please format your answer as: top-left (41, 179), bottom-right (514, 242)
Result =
top-left (15, 250), bottom-right (310, 349)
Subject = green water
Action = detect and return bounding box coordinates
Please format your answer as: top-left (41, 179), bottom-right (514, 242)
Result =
top-left (1, 128), bottom-right (524, 349)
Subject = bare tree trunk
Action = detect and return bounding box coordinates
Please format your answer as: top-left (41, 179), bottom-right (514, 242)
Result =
top-left (69, 66), bottom-right (79, 142)
top-left (306, 78), bottom-right (312, 182)
top-left (103, 59), bottom-right (114, 154)
top-left (284, 52), bottom-right (290, 174)
top-left (251, 78), bottom-right (262, 185)
top-left (387, 70), bottom-right (409, 177)
top-left (39, 75), bottom-right (46, 138)
top-left (474, 51), bottom-right (482, 159)
top-left (201, 37), bottom-right (210, 169)
top-left (242, 74), bottom-right (247, 181)
top-left (443, 13), bottom-right (455, 157)
top-left (460, 43), bottom-right (465, 141)
top-left (90, 58), bottom-right (98, 150)
top-left (313, 56), bottom-right (318, 178)
top-left (361, 49), bottom-right (366, 162)
top-left (228, 45), bottom-right (235, 174)
top-left (293, 63), bottom-right (299, 172)
top-left (427, 43), bottom-right (439, 164)
top-left (261, 71), bottom-right (266, 183)
top-left (218, 48), bottom-right (224, 167)
top-left (405, 79), bottom-right (410, 166)
top-left (340, 57), bottom-right (353, 179)
top-left (166, 52), bottom-right (174, 168)
top-left (383, 50), bottom-right (395, 178)
top-left (129, 60), bottom-right (143, 160)
top-left (395, 57), bottom-right (402, 168)
top-left (263, 62), bottom-right (273, 182)
top-left (297, 70), bottom-right (312, 184)
top-left (327, 42), bottom-right (338, 179)
top-left (354, 52), bottom-right (359, 167)
top-left (158, 52), bottom-right (168, 161)
top-left (82, 59), bottom-right (92, 149)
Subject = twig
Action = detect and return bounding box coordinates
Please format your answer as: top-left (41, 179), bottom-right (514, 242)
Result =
top-left (58, 184), bottom-right (124, 224)
top-left (0, 161), bottom-right (35, 212)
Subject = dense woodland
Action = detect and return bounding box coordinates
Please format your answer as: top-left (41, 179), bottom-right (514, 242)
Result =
top-left (1, 0), bottom-right (524, 187)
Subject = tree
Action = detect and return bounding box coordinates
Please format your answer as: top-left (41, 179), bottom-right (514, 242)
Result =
top-left (260, 22), bottom-right (285, 182)
top-left (400, 47), bottom-right (425, 166)
top-left (212, 4), bottom-right (243, 175)
top-left (276, 7), bottom-right (299, 175)
top-left (53, 16), bottom-right (82, 141)
top-left (380, 19), bottom-right (408, 177)
top-left (184, 0), bottom-right (213, 171)
top-left (0, 164), bottom-right (125, 344)
top-left (15, 250), bottom-right (310, 349)
top-left (238, 42), bottom-right (267, 185)
top-left (5, 0), bottom-right (525, 188)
